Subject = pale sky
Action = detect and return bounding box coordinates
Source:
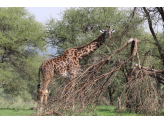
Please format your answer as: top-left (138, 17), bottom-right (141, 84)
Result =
top-left (26, 7), bottom-right (67, 23)
top-left (25, 7), bottom-right (68, 55)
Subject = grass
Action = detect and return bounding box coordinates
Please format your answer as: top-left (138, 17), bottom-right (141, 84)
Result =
top-left (1, 88), bottom-right (164, 116)
top-left (87, 105), bottom-right (139, 116)
top-left (94, 105), bottom-right (164, 116)
top-left (0, 108), bottom-right (35, 116)
top-left (1, 103), bottom-right (164, 116)
top-left (0, 99), bottom-right (35, 116)
top-left (0, 87), bottom-right (36, 116)
top-left (72, 105), bottom-right (140, 116)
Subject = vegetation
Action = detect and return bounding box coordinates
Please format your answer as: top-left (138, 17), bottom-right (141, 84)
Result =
top-left (0, 7), bottom-right (47, 101)
top-left (0, 7), bottom-right (164, 116)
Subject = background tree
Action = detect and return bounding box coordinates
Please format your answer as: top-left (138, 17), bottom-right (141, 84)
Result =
top-left (0, 7), bottom-right (47, 101)
top-left (137, 7), bottom-right (164, 68)
top-left (140, 7), bottom-right (164, 110)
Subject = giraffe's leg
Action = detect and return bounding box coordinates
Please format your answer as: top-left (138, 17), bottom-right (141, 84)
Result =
top-left (39, 89), bottom-right (49, 112)
top-left (39, 72), bottom-right (53, 111)
top-left (44, 90), bottom-right (48, 111)
top-left (38, 81), bottom-right (51, 112)
top-left (68, 73), bottom-right (75, 112)
top-left (72, 81), bottom-right (75, 111)
top-left (69, 63), bottom-right (79, 112)
top-left (70, 72), bottom-right (78, 112)
top-left (40, 93), bottom-right (44, 112)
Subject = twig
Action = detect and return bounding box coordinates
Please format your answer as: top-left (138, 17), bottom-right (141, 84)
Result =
top-left (41, 110), bottom-right (63, 116)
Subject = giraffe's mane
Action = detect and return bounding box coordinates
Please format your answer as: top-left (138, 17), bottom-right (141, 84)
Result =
top-left (73, 33), bottom-right (104, 49)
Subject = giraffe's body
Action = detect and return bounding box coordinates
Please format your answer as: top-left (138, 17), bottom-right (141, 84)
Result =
top-left (37, 26), bottom-right (115, 111)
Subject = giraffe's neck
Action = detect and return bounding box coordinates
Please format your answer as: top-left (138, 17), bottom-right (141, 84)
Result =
top-left (76, 33), bottom-right (106, 60)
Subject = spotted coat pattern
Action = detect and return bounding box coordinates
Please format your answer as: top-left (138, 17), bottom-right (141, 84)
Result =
top-left (38, 26), bottom-right (114, 111)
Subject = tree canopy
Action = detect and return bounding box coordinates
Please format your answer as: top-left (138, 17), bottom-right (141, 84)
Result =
top-left (0, 7), bottom-right (46, 100)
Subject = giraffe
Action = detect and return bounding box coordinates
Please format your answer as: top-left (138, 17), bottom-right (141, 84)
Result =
top-left (37, 26), bottom-right (115, 111)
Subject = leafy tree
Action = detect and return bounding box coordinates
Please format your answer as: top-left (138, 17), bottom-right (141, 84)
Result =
top-left (0, 7), bottom-right (46, 100)
top-left (0, 7), bottom-right (45, 63)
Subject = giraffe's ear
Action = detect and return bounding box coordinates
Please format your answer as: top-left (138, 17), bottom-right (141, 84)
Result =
top-left (100, 30), bottom-right (105, 33)
top-left (100, 30), bottom-right (103, 33)
top-left (112, 29), bottom-right (115, 33)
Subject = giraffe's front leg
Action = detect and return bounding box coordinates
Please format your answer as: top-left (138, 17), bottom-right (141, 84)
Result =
top-left (38, 89), bottom-right (49, 112)
top-left (69, 72), bottom-right (78, 112)
top-left (39, 93), bottom-right (44, 112)
top-left (68, 60), bottom-right (79, 112)
top-left (44, 90), bottom-right (49, 111)
top-left (72, 80), bottom-right (75, 111)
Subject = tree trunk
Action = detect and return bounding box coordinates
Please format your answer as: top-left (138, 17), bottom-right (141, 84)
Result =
top-left (108, 86), bottom-right (115, 106)
top-left (143, 7), bottom-right (164, 66)
top-left (118, 97), bottom-right (122, 110)
top-left (125, 69), bottom-right (133, 109)
top-left (156, 78), bottom-right (162, 105)
top-left (156, 7), bottom-right (164, 22)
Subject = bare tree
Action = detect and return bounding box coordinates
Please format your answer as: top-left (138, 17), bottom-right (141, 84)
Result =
top-left (142, 7), bottom-right (164, 66)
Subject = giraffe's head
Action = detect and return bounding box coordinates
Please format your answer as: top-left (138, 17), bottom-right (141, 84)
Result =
top-left (100, 26), bottom-right (115, 38)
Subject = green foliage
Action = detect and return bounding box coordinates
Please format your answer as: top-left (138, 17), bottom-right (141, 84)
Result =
top-left (46, 7), bottom-right (144, 57)
top-left (0, 7), bottom-right (47, 100)
top-left (0, 7), bottom-right (46, 62)
top-left (0, 87), bottom-right (35, 116)
top-left (0, 55), bottom-right (47, 100)
top-left (46, 7), bottom-right (119, 53)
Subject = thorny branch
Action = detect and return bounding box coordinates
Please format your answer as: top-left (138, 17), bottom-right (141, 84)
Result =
top-left (36, 37), bottom-right (164, 116)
